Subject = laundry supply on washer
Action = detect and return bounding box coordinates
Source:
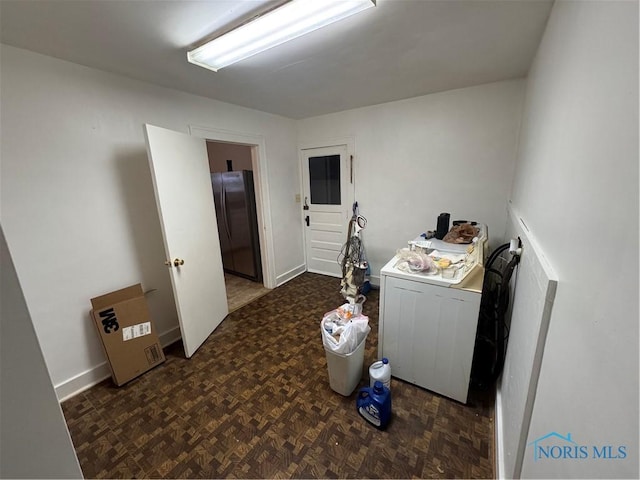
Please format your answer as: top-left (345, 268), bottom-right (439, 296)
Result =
top-left (443, 223), bottom-right (480, 244)
top-left (394, 248), bottom-right (437, 274)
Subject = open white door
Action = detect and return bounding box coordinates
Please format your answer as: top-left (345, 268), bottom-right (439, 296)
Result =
top-left (301, 145), bottom-right (353, 277)
top-left (144, 124), bottom-right (228, 358)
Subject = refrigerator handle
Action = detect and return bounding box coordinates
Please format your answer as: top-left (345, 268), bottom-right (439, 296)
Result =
top-left (221, 183), bottom-right (231, 239)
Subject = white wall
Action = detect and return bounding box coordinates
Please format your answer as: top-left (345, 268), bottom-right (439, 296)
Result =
top-left (298, 80), bottom-right (525, 279)
top-left (0, 45), bottom-right (302, 397)
top-left (0, 44), bottom-right (527, 398)
top-left (1, 227), bottom-right (83, 479)
top-left (207, 142), bottom-right (253, 173)
top-left (508, 1), bottom-right (639, 478)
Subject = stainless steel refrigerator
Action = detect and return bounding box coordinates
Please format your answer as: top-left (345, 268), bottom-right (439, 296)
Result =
top-left (211, 171), bottom-right (262, 282)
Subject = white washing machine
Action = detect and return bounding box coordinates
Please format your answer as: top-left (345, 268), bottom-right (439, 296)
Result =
top-left (377, 225), bottom-right (487, 403)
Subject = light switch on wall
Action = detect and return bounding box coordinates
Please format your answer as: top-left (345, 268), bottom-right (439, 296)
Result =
top-left (295, 194), bottom-right (301, 203)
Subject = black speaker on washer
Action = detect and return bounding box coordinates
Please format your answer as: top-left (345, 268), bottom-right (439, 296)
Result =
top-left (435, 212), bottom-right (450, 240)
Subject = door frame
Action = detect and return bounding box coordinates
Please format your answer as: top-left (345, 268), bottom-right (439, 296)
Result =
top-left (299, 136), bottom-right (356, 274)
top-left (190, 125), bottom-right (276, 289)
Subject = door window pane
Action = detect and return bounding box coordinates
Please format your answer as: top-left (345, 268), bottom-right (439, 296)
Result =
top-left (309, 155), bottom-right (340, 205)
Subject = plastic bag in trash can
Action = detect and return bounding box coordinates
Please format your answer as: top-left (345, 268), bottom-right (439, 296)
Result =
top-left (321, 310), bottom-right (370, 355)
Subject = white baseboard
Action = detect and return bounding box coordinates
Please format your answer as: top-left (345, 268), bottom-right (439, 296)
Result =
top-left (276, 264), bottom-right (306, 286)
top-left (275, 264), bottom-right (381, 288)
top-left (495, 385), bottom-right (506, 479)
top-left (159, 325), bottom-right (182, 349)
top-left (55, 326), bottom-right (182, 402)
top-left (55, 363), bottom-right (112, 403)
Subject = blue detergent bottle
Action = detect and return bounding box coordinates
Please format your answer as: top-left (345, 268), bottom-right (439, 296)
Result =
top-left (357, 380), bottom-right (391, 429)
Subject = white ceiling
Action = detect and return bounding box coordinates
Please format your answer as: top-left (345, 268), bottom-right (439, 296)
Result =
top-left (0, 0), bottom-right (553, 119)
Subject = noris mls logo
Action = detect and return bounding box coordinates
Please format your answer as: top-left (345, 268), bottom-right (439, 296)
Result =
top-left (528, 432), bottom-right (627, 462)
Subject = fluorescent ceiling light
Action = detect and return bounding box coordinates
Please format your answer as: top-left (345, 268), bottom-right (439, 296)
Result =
top-left (187, 0), bottom-right (376, 72)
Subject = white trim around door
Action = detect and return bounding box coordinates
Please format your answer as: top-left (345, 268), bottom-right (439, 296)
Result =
top-left (189, 125), bottom-right (276, 289)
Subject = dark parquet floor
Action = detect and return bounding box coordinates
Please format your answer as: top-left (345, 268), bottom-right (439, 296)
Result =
top-left (62, 273), bottom-right (495, 479)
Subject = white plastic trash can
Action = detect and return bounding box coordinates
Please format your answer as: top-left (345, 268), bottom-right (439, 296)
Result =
top-left (324, 335), bottom-right (367, 396)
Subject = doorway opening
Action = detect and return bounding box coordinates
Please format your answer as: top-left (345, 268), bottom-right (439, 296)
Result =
top-left (189, 124), bottom-right (275, 290)
top-left (206, 140), bottom-right (270, 311)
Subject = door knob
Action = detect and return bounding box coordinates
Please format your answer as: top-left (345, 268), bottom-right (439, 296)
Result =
top-left (173, 258), bottom-right (185, 267)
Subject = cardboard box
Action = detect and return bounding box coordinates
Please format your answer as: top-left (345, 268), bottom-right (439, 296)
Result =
top-left (90, 284), bottom-right (165, 386)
